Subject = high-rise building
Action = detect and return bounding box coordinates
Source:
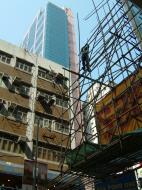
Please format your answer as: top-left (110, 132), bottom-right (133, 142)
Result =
top-left (83, 83), bottom-right (110, 144)
top-left (22, 2), bottom-right (69, 68)
top-left (22, 2), bottom-right (82, 147)
top-left (121, 0), bottom-right (142, 47)
top-left (0, 39), bottom-right (70, 190)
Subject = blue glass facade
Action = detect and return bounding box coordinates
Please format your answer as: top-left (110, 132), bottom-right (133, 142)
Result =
top-left (28, 20), bottom-right (36, 51)
top-left (44, 3), bottom-right (69, 67)
top-left (128, 0), bottom-right (142, 34)
top-left (22, 2), bottom-right (69, 68)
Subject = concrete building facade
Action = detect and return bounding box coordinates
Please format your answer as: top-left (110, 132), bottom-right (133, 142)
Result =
top-left (0, 39), bottom-right (70, 189)
top-left (83, 83), bottom-right (110, 144)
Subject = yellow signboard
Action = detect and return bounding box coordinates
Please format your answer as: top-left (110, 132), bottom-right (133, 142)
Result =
top-left (96, 69), bottom-right (142, 144)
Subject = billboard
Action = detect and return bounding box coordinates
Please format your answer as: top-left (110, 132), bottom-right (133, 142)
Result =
top-left (23, 160), bottom-right (48, 187)
top-left (96, 69), bottom-right (142, 144)
top-left (95, 171), bottom-right (138, 190)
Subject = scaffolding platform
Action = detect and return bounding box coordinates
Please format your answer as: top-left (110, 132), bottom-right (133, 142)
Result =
top-left (66, 129), bottom-right (142, 178)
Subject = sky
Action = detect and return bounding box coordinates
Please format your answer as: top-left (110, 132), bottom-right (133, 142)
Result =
top-left (0, 0), bottom-right (95, 51)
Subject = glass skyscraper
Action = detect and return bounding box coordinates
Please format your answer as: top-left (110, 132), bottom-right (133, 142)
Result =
top-left (127, 0), bottom-right (142, 37)
top-left (122, 0), bottom-right (142, 47)
top-left (22, 2), bottom-right (69, 68)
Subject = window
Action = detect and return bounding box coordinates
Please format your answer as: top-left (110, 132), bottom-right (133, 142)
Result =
top-left (34, 116), bottom-right (39, 125)
top-left (0, 51), bottom-right (11, 64)
top-left (20, 85), bottom-right (30, 96)
top-left (0, 73), bottom-right (8, 89)
top-left (37, 90), bottom-right (68, 108)
top-left (55, 122), bottom-right (61, 132)
top-left (0, 101), bottom-right (8, 116)
top-left (47, 149), bottom-right (52, 160)
top-left (55, 122), bottom-right (69, 134)
top-left (34, 115), bottom-right (43, 126)
top-left (13, 143), bottom-right (22, 154)
top-left (10, 108), bottom-right (27, 123)
top-left (54, 73), bottom-right (68, 88)
top-left (63, 100), bottom-right (68, 108)
top-left (10, 84), bottom-right (20, 93)
top-left (10, 84), bottom-right (30, 97)
top-left (37, 90), bottom-right (50, 100)
top-left (56, 97), bottom-right (68, 108)
top-left (16, 111), bottom-right (23, 121)
top-left (53, 151), bottom-right (59, 162)
top-left (16, 60), bottom-right (32, 73)
top-left (13, 143), bottom-right (19, 153)
top-left (2, 139), bottom-right (8, 150)
top-left (38, 69), bottom-right (46, 78)
top-left (35, 146), bottom-right (61, 162)
top-left (64, 127), bottom-right (69, 134)
top-left (44, 119), bottom-right (52, 130)
top-left (34, 115), bottom-right (53, 129)
top-left (7, 141), bottom-right (13, 152)
top-left (42, 149), bottom-right (47, 159)
top-left (38, 147), bottom-right (43, 158)
top-left (20, 63), bottom-right (24, 70)
top-left (38, 68), bottom-right (52, 80)
top-left (0, 138), bottom-right (23, 154)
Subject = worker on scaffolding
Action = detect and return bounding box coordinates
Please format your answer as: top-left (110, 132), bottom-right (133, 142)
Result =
top-left (81, 43), bottom-right (90, 72)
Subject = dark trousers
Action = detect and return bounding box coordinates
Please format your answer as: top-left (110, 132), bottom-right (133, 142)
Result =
top-left (82, 54), bottom-right (90, 71)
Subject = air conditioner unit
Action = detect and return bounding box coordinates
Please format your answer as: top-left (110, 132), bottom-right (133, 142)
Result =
top-left (17, 136), bottom-right (28, 143)
top-left (20, 87), bottom-right (29, 97)
top-left (0, 100), bottom-right (8, 110)
top-left (13, 76), bottom-right (22, 85)
top-left (2, 73), bottom-right (9, 80)
top-left (56, 73), bottom-right (64, 80)
top-left (45, 95), bottom-right (56, 107)
top-left (9, 76), bottom-right (13, 84)
top-left (37, 92), bottom-right (45, 101)
top-left (50, 95), bottom-right (56, 104)
top-left (0, 99), bottom-right (6, 105)
top-left (9, 85), bottom-right (16, 92)
top-left (8, 102), bottom-right (17, 109)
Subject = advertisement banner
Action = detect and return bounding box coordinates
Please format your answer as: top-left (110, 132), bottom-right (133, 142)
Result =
top-left (23, 160), bottom-right (48, 186)
top-left (96, 69), bottom-right (142, 144)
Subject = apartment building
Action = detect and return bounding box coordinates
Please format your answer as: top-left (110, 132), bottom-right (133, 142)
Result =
top-left (0, 39), bottom-right (70, 190)
top-left (83, 83), bottom-right (110, 144)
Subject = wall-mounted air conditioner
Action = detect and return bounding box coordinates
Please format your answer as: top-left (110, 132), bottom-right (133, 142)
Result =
top-left (17, 136), bottom-right (28, 143)
top-left (8, 102), bottom-right (17, 109)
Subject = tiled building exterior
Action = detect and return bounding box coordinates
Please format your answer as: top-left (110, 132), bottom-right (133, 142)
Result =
top-left (0, 39), bottom-right (70, 189)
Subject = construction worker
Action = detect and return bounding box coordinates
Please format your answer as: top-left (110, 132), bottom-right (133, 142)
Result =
top-left (81, 43), bottom-right (90, 72)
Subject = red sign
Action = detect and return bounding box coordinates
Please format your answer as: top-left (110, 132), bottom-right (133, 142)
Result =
top-left (23, 160), bottom-right (48, 186)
